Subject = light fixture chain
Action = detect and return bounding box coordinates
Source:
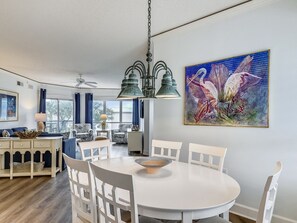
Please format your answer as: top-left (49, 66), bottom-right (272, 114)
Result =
top-left (117, 0), bottom-right (180, 99)
top-left (146, 0), bottom-right (152, 65)
top-left (147, 0), bottom-right (152, 57)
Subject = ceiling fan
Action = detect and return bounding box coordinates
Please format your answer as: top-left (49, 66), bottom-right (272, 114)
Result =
top-left (75, 74), bottom-right (97, 88)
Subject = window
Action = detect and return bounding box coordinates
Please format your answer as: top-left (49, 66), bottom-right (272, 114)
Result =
top-left (122, 101), bottom-right (133, 123)
top-left (46, 99), bottom-right (74, 133)
top-left (93, 100), bottom-right (104, 125)
top-left (106, 101), bottom-right (120, 123)
top-left (93, 100), bottom-right (133, 129)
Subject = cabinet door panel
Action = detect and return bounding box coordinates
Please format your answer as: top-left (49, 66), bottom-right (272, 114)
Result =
top-left (0, 141), bottom-right (10, 149)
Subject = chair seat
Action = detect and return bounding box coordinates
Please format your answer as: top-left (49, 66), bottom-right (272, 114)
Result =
top-left (139, 216), bottom-right (162, 223)
top-left (111, 124), bottom-right (132, 144)
top-left (114, 132), bottom-right (125, 137)
top-left (73, 123), bottom-right (93, 142)
top-left (198, 216), bottom-right (228, 223)
top-left (76, 133), bottom-right (89, 136)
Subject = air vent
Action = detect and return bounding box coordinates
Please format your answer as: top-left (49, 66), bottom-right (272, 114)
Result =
top-left (28, 84), bottom-right (34, 89)
top-left (17, 81), bottom-right (24, 86)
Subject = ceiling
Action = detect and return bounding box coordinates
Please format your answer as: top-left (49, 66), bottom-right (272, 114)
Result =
top-left (0, 0), bottom-right (248, 89)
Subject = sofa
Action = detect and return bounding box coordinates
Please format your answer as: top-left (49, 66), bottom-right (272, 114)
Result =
top-left (0, 127), bottom-right (76, 170)
top-left (0, 127), bottom-right (28, 137)
top-left (111, 124), bottom-right (132, 144)
top-left (72, 123), bottom-right (93, 142)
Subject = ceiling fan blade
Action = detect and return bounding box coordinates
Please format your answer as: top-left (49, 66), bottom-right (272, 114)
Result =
top-left (75, 83), bottom-right (82, 87)
top-left (85, 81), bottom-right (97, 84)
top-left (85, 83), bottom-right (97, 88)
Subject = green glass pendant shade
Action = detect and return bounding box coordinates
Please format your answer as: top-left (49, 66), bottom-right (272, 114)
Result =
top-left (120, 85), bottom-right (143, 98)
top-left (117, 78), bottom-right (131, 99)
top-left (156, 72), bottom-right (180, 98)
top-left (118, 72), bottom-right (144, 98)
top-left (172, 79), bottom-right (181, 98)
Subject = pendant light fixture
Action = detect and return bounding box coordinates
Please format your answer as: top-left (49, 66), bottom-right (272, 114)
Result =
top-left (117, 0), bottom-right (180, 99)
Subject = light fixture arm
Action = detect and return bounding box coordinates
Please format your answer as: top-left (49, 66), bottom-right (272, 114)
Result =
top-left (124, 60), bottom-right (146, 77)
top-left (166, 67), bottom-right (173, 77)
top-left (152, 61), bottom-right (168, 79)
top-left (132, 60), bottom-right (146, 77)
top-left (132, 61), bottom-right (147, 92)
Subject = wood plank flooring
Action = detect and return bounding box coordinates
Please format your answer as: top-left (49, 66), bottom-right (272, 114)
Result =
top-left (0, 144), bottom-right (255, 223)
top-left (0, 171), bottom-right (72, 223)
top-left (0, 144), bottom-right (129, 223)
top-left (230, 213), bottom-right (256, 223)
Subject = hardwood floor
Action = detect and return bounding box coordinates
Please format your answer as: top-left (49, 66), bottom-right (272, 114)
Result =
top-left (230, 213), bottom-right (256, 223)
top-left (0, 144), bottom-right (255, 223)
top-left (0, 171), bottom-right (72, 223)
top-left (0, 143), bottom-right (129, 223)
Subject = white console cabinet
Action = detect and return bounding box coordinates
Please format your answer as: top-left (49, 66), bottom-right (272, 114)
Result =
top-left (128, 131), bottom-right (143, 153)
top-left (0, 137), bottom-right (62, 179)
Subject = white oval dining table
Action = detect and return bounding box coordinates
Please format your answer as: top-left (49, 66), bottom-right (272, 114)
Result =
top-left (93, 156), bottom-right (240, 223)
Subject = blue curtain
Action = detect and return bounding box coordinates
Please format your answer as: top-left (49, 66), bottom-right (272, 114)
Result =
top-left (139, 100), bottom-right (144, 118)
top-left (74, 93), bottom-right (81, 124)
top-left (85, 93), bottom-right (93, 128)
top-left (39, 88), bottom-right (46, 113)
top-left (132, 99), bottom-right (140, 126)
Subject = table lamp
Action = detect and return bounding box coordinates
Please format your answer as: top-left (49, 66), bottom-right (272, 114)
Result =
top-left (35, 113), bottom-right (47, 132)
top-left (100, 114), bottom-right (107, 130)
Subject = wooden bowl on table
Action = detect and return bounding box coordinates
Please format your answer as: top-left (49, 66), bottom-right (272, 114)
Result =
top-left (135, 157), bottom-right (172, 174)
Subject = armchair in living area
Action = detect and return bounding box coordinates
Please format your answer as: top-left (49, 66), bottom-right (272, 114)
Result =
top-left (111, 124), bottom-right (132, 144)
top-left (72, 123), bottom-right (93, 142)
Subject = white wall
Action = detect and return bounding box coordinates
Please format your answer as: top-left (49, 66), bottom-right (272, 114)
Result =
top-left (152, 0), bottom-right (297, 221)
top-left (0, 70), bottom-right (39, 129)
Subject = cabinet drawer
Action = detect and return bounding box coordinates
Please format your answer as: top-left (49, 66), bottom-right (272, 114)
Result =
top-left (0, 141), bottom-right (10, 149)
top-left (13, 141), bottom-right (31, 149)
top-left (34, 140), bottom-right (51, 148)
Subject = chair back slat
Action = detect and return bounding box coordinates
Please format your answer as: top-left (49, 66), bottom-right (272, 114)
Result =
top-left (63, 154), bottom-right (96, 223)
top-left (188, 143), bottom-right (227, 172)
top-left (198, 161), bottom-right (282, 223)
top-left (256, 161), bottom-right (282, 223)
top-left (79, 139), bottom-right (111, 162)
top-left (90, 163), bottom-right (139, 223)
top-left (151, 139), bottom-right (182, 161)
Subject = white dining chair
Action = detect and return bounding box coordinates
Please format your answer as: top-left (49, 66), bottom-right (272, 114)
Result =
top-left (151, 139), bottom-right (182, 161)
top-left (90, 162), bottom-right (162, 223)
top-left (63, 154), bottom-right (96, 223)
top-left (198, 161), bottom-right (283, 223)
top-left (188, 143), bottom-right (227, 172)
top-left (78, 139), bottom-right (111, 162)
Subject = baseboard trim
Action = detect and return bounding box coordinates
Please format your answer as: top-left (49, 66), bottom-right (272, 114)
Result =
top-left (230, 203), bottom-right (297, 223)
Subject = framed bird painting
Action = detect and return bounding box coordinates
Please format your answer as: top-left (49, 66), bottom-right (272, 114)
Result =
top-left (184, 50), bottom-right (269, 128)
top-left (0, 89), bottom-right (19, 122)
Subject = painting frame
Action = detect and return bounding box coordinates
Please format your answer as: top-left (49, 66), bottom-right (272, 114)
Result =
top-left (184, 50), bottom-right (269, 128)
top-left (0, 89), bottom-right (19, 122)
